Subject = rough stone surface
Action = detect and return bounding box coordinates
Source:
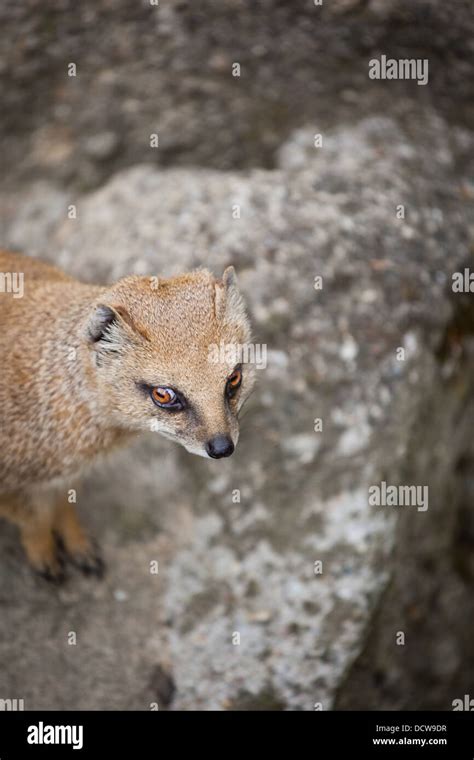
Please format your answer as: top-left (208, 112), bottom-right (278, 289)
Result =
top-left (1, 0), bottom-right (473, 190)
top-left (1, 113), bottom-right (473, 709)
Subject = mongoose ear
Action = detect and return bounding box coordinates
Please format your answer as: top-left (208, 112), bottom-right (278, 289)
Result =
top-left (215, 266), bottom-right (246, 323)
top-left (87, 305), bottom-right (118, 343)
top-left (222, 265), bottom-right (238, 290)
top-left (87, 303), bottom-right (140, 348)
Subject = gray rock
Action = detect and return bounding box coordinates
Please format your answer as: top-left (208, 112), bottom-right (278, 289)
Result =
top-left (1, 0), bottom-right (473, 189)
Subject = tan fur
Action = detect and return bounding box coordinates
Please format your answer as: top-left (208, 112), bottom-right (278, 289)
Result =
top-left (0, 250), bottom-right (254, 580)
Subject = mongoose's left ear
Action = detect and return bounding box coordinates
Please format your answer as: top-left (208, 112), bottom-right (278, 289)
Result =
top-left (215, 266), bottom-right (247, 324)
top-left (222, 265), bottom-right (237, 289)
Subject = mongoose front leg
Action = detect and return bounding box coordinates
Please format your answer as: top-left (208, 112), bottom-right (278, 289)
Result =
top-left (0, 489), bottom-right (104, 581)
top-left (53, 498), bottom-right (104, 578)
top-left (0, 492), bottom-right (65, 582)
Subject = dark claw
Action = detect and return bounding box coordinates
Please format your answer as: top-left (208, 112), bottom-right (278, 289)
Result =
top-left (35, 561), bottom-right (66, 585)
top-left (70, 548), bottom-right (106, 579)
top-left (54, 532), bottom-right (105, 579)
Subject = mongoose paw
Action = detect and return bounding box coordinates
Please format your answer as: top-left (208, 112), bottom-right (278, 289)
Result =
top-left (22, 532), bottom-right (67, 584)
top-left (54, 522), bottom-right (106, 580)
top-left (33, 555), bottom-right (67, 585)
top-left (68, 543), bottom-right (106, 579)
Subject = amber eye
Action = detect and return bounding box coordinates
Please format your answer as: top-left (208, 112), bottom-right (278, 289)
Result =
top-left (151, 387), bottom-right (178, 407)
top-left (226, 366), bottom-right (242, 398)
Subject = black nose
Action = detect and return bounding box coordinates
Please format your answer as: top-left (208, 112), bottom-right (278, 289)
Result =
top-left (206, 434), bottom-right (235, 459)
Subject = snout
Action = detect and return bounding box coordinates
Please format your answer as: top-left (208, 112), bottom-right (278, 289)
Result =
top-left (206, 434), bottom-right (234, 459)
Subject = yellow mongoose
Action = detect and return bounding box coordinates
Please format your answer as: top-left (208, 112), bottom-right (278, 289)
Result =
top-left (0, 250), bottom-right (254, 581)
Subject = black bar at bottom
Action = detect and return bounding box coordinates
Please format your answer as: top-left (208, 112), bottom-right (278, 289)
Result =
top-left (0, 710), bottom-right (472, 757)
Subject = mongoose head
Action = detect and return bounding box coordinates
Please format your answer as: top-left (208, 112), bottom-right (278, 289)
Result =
top-left (85, 267), bottom-right (256, 458)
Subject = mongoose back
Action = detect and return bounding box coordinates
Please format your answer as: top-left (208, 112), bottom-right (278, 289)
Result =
top-left (0, 250), bottom-right (255, 581)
